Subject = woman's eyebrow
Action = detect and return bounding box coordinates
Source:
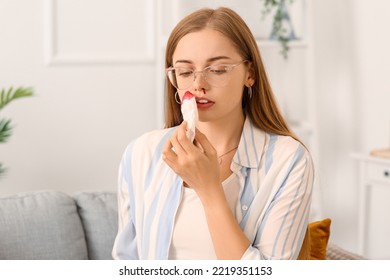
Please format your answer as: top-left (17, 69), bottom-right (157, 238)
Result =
top-left (174, 59), bottom-right (193, 64)
top-left (207, 56), bottom-right (231, 63)
top-left (174, 56), bottom-right (232, 65)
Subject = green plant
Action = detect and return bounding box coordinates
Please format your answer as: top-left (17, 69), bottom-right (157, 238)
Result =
top-left (0, 87), bottom-right (34, 177)
top-left (260, 0), bottom-right (296, 59)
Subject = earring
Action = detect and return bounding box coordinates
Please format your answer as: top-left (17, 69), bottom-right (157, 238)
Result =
top-left (174, 91), bottom-right (182, 104)
top-left (247, 86), bottom-right (253, 99)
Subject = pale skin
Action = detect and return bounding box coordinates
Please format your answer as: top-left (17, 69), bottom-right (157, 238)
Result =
top-left (162, 28), bottom-right (255, 259)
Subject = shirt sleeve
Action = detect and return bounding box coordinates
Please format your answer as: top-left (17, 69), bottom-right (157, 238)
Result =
top-left (241, 145), bottom-right (314, 260)
top-left (112, 143), bottom-right (139, 260)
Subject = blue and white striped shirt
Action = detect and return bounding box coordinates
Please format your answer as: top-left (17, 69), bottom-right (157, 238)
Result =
top-left (112, 117), bottom-right (314, 260)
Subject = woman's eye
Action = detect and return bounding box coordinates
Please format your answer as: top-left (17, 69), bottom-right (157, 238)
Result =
top-left (178, 70), bottom-right (193, 77)
top-left (209, 66), bottom-right (228, 74)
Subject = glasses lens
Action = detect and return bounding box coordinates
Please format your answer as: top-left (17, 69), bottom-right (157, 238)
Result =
top-left (205, 65), bottom-right (232, 88)
top-left (167, 68), bottom-right (193, 90)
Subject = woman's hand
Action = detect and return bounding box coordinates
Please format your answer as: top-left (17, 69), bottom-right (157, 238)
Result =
top-left (162, 122), bottom-right (221, 195)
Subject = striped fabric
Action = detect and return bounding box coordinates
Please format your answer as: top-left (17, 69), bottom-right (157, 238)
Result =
top-left (112, 118), bottom-right (314, 260)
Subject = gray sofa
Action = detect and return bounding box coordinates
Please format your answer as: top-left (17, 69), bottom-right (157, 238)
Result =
top-left (0, 191), bottom-right (117, 260)
top-left (0, 190), bottom-right (364, 260)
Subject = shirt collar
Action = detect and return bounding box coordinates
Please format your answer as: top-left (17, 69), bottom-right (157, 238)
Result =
top-left (232, 117), bottom-right (265, 169)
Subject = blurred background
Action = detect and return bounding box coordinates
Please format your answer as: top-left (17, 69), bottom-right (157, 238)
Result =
top-left (1, 0), bottom-right (389, 259)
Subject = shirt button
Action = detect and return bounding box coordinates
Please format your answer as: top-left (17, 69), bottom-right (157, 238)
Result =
top-left (242, 205), bottom-right (248, 211)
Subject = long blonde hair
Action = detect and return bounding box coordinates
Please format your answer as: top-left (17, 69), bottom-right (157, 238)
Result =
top-left (164, 7), bottom-right (297, 140)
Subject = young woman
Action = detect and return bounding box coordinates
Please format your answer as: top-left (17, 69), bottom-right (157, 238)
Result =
top-left (112, 7), bottom-right (313, 260)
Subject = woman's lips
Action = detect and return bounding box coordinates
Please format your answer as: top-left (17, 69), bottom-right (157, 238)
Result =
top-left (196, 98), bottom-right (214, 109)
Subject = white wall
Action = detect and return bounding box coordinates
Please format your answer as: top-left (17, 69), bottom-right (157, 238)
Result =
top-left (0, 0), bottom-right (158, 195)
top-left (354, 0), bottom-right (390, 151)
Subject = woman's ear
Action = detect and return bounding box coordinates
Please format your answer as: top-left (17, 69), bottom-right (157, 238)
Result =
top-left (245, 63), bottom-right (255, 86)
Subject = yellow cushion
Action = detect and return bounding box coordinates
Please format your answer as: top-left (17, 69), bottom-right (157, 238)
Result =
top-left (309, 218), bottom-right (332, 260)
top-left (297, 218), bottom-right (332, 260)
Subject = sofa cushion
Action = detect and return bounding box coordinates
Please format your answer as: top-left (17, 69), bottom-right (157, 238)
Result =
top-left (0, 191), bottom-right (88, 260)
top-left (309, 218), bottom-right (331, 260)
top-left (326, 242), bottom-right (365, 260)
top-left (74, 192), bottom-right (117, 260)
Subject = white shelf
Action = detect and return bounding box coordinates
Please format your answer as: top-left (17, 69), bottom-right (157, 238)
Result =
top-left (352, 154), bottom-right (390, 258)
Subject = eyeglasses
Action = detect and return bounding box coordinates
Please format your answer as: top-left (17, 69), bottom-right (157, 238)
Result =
top-left (166, 60), bottom-right (247, 90)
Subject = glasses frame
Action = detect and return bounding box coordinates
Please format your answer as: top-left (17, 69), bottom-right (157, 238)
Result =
top-left (165, 60), bottom-right (248, 90)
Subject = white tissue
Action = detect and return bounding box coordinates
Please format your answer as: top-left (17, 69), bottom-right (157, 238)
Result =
top-left (181, 95), bottom-right (198, 142)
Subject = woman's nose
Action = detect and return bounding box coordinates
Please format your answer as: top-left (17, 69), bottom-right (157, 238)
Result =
top-left (192, 71), bottom-right (206, 92)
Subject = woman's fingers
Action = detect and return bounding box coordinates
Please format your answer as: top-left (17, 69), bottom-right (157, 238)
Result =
top-left (177, 121), bottom-right (197, 152)
top-left (163, 123), bottom-right (217, 170)
top-left (195, 128), bottom-right (217, 158)
top-left (162, 122), bottom-right (192, 165)
top-left (168, 122), bottom-right (189, 157)
top-left (162, 125), bottom-right (221, 191)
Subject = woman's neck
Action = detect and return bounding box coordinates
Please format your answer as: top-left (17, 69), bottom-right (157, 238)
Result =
top-left (197, 114), bottom-right (245, 154)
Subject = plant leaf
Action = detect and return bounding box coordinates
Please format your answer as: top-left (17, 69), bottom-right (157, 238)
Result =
top-left (0, 87), bottom-right (34, 110)
top-left (0, 118), bottom-right (12, 143)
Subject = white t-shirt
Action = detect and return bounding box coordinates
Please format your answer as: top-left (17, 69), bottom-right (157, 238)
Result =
top-left (168, 173), bottom-right (240, 260)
